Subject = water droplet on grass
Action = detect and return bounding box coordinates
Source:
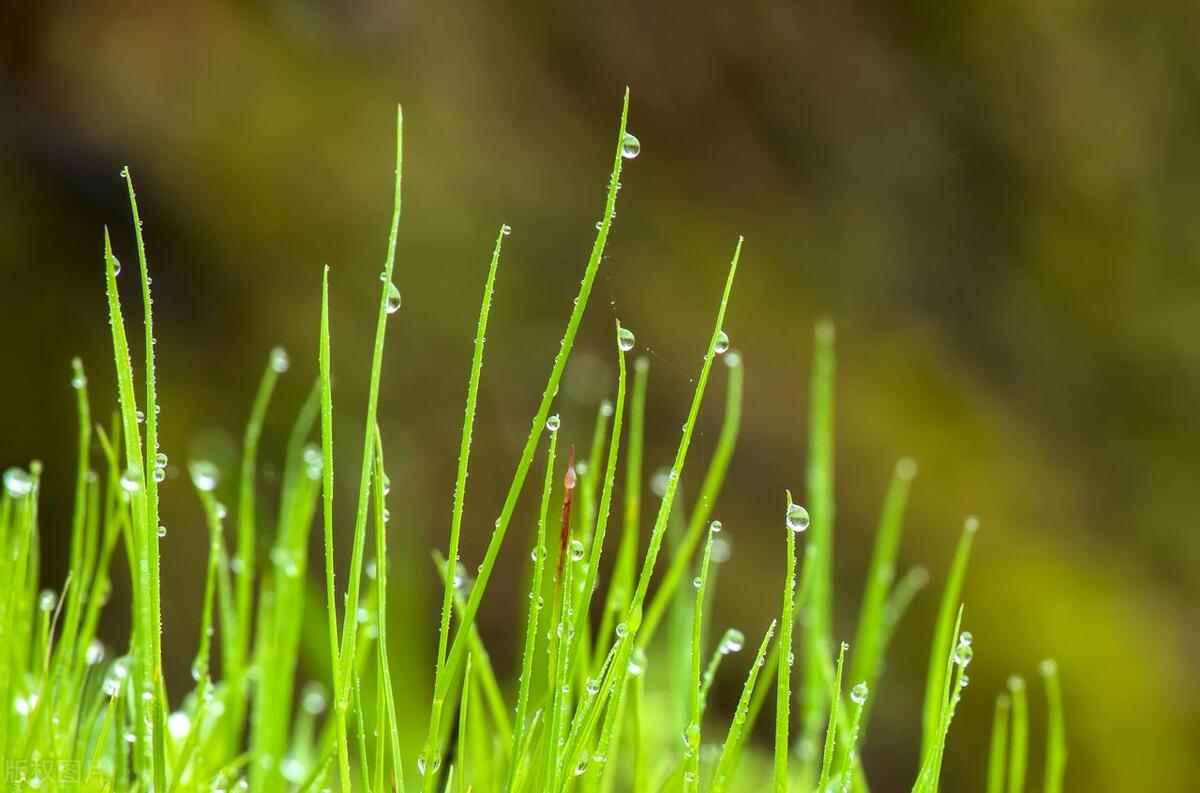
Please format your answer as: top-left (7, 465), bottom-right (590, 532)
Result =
top-left (269, 347), bottom-right (290, 373)
top-left (621, 133), bottom-right (641, 159)
top-left (786, 502), bottom-right (810, 533)
top-left (850, 682), bottom-right (869, 705)
top-left (713, 330), bottom-right (730, 355)
top-left (120, 468), bottom-right (142, 493)
top-left (190, 461), bottom-right (220, 492)
top-left (386, 283), bottom-right (402, 314)
top-left (546, 414), bottom-right (561, 432)
top-left (720, 629), bottom-right (745, 654)
top-left (3, 468), bottom-right (33, 497)
top-left (618, 327), bottom-right (636, 352)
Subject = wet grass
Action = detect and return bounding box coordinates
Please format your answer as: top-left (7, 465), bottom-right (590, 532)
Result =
top-left (0, 92), bottom-right (1067, 792)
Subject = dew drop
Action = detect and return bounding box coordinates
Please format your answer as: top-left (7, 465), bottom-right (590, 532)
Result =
top-left (570, 539), bottom-right (586, 562)
top-left (713, 630), bottom-right (742, 656)
top-left (157, 525), bottom-right (167, 538)
top-left (39, 590), bottom-right (57, 612)
top-left (153, 467), bottom-right (167, 483)
top-left (190, 461), bottom-right (220, 492)
top-left (953, 641), bottom-right (973, 668)
top-left (501, 223), bottom-right (512, 236)
top-left (692, 576), bottom-right (702, 589)
top-left (386, 283), bottom-right (402, 314)
top-left (628, 647), bottom-right (647, 676)
top-left (709, 519), bottom-right (722, 533)
top-left (3, 467), bottom-right (34, 497)
top-left (168, 711), bottom-right (191, 740)
top-left (713, 331), bottom-right (730, 355)
top-left (302, 683), bottom-right (328, 715)
top-left (269, 347), bottom-right (290, 374)
top-left (786, 502), bottom-right (810, 533)
top-left (120, 467), bottom-right (142, 493)
top-left (546, 414), bottom-right (561, 432)
top-left (621, 133), bottom-right (641, 159)
top-left (850, 682), bottom-right (869, 705)
top-left (86, 640), bottom-right (105, 666)
top-left (615, 622), bottom-right (628, 638)
top-left (617, 327), bottom-right (636, 352)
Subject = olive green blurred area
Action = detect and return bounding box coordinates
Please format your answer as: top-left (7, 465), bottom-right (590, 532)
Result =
top-left (3, 1), bottom-right (1199, 790)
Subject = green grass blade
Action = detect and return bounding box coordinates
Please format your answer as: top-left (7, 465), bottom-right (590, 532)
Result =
top-left (507, 431), bottom-right (557, 791)
top-left (986, 693), bottom-right (1010, 793)
top-left (684, 527), bottom-right (716, 793)
top-left (372, 427), bottom-right (405, 793)
top-left (637, 348), bottom-right (742, 647)
top-left (456, 654), bottom-right (473, 793)
top-left (599, 355), bottom-right (648, 656)
top-left (103, 225), bottom-right (157, 783)
top-left (570, 322), bottom-right (628, 669)
top-left (1040, 660), bottom-right (1066, 793)
top-left (920, 517), bottom-right (978, 757)
top-left (434, 225), bottom-right (504, 701)
top-left (799, 318), bottom-right (835, 785)
top-left (1006, 675), bottom-right (1028, 793)
top-left (775, 490), bottom-right (800, 793)
top-left (710, 620), bottom-right (776, 793)
top-left (816, 641), bottom-right (847, 792)
top-left (336, 103), bottom-right (404, 722)
top-left (628, 237), bottom-right (742, 620)
top-left (848, 458), bottom-right (917, 729)
top-left (317, 264), bottom-right (350, 791)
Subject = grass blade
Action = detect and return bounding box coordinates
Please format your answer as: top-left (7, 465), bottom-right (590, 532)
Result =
top-left (775, 490), bottom-right (800, 793)
top-left (799, 318), bottom-right (835, 785)
top-left (920, 517), bottom-right (978, 757)
top-left (432, 225), bottom-right (505, 760)
top-left (986, 693), bottom-right (1010, 793)
top-left (1006, 675), bottom-right (1028, 793)
top-left (1040, 659), bottom-right (1067, 793)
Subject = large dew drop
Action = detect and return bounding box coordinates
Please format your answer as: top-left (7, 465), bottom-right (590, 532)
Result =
top-left (269, 347), bottom-right (290, 374)
top-left (546, 414), bottom-right (561, 432)
top-left (3, 467), bottom-right (34, 498)
top-left (386, 283), bottom-right (402, 314)
top-left (617, 326), bottom-right (636, 352)
top-left (190, 461), bottom-right (220, 493)
top-left (621, 133), bottom-right (641, 160)
top-left (120, 467), bottom-right (142, 494)
top-left (850, 682), bottom-right (869, 705)
top-left (786, 502), bottom-right (810, 533)
top-left (719, 628), bottom-right (745, 654)
top-left (713, 330), bottom-right (730, 355)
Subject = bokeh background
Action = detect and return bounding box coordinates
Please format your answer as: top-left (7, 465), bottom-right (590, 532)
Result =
top-left (3, 1), bottom-right (1198, 790)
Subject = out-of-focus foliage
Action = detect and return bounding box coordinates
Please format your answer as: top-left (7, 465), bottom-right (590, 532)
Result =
top-left (1, 2), bottom-right (1197, 790)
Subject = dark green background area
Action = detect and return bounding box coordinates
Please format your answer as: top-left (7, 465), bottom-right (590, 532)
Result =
top-left (2, 2), bottom-right (1197, 790)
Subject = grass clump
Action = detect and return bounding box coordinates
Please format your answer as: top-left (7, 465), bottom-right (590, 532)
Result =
top-left (0, 91), bottom-right (1067, 791)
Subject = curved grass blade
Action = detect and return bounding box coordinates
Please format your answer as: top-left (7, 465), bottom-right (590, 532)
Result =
top-left (920, 517), bottom-right (978, 757)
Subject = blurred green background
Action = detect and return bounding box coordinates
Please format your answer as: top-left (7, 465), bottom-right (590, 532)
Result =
top-left (2, 1), bottom-right (1198, 790)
